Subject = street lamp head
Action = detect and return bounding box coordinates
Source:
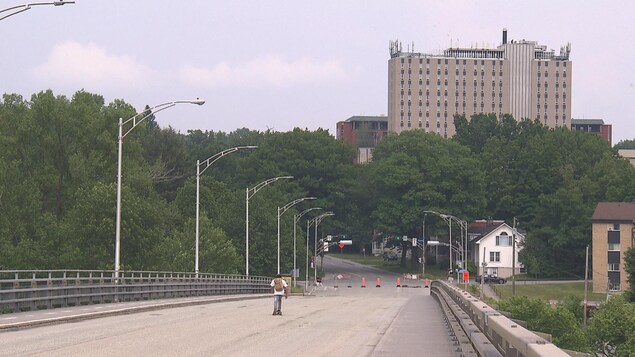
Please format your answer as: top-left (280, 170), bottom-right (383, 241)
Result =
top-left (191, 98), bottom-right (205, 105)
top-left (53, 1), bottom-right (75, 5)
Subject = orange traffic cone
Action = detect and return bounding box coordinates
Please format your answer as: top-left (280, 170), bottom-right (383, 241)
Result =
top-left (376, 277), bottom-right (381, 287)
top-left (397, 277), bottom-right (401, 287)
top-left (361, 277), bottom-right (366, 288)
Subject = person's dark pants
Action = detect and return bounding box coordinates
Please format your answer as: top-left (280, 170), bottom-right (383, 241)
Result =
top-left (273, 295), bottom-right (283, 312)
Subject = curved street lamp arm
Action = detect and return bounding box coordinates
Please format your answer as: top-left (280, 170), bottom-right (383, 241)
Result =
top-left (308, 211), bottom-right (334, 227)
top-left (197, 146), bottom-right (257, 176)
top-left (424, 210), bottom-right (461, 227)
top-left (441, 213), bottom-right (467, 228)
top-left (278, 197), bottom-right (317, 216)
top-left (247, 176), bottom-right (293, 199)
top-left (295, 207), bottom-right (322, 223)
top-left (0, 6), bottom-right (30, 21)
top-left (314, 212), bottom-right (335, 225)
top-left (1, 2), bottom-right (74, 21)
top-left (121, 99), bottom-right (205, 138)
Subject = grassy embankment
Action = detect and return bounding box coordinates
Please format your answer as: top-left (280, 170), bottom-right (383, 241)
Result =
top-left (493, 282), bottom-right (607, 302)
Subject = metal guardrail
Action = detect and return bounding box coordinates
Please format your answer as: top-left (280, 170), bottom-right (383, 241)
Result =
top-left (430, 280), bottom-right (573, 357)
top-left (0, 270), bottom-right (271, 314)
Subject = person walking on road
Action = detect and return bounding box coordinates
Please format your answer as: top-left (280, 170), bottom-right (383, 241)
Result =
top-left (270, 274), bottom-right (288, 315)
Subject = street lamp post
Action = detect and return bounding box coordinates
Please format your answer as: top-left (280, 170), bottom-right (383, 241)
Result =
top-left (312, 212), bottom-right (334, 285)
top-left (1, 1), bottom-right (74, 22)
top-left (115, 99), bottom-right (205, 279)
top-left (293, 207), bottom-right (321, 287)
top-left (423, 211), bottom-right (454, 272)
top-left (420, 239), bottom-right (440, 278)
top-left (245, 176), bottom-right (293, 275)
top-left (277, 197), bottom-right (317, 274)
top-left (442, 214), bottom-right (468, 269)
top-left (195, 146), bottom-right (257, 274)
top-left (424, 210), bottom-right (468, 275)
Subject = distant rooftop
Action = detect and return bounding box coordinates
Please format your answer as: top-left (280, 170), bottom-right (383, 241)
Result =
top-left (344, 115), bottom-right (387, 123)
top-left (592, 202), bottom-right (635, 222)
top-left (571, 119), bottom-right (605, 125)
top-left (389, 29), bottom-right (570, 61)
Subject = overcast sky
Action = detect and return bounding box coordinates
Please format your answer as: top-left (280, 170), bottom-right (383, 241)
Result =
top-left (3, 0), bottom-right (634, 143)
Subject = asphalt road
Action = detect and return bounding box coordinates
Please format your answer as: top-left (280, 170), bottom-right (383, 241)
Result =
top-left (0, 255), bottom-right (455, 357)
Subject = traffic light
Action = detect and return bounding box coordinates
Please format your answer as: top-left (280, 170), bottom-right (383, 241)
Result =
top-left (341, 234), bottom-right (346, 239)
top-left (396, 236), bottom-right (401, 241)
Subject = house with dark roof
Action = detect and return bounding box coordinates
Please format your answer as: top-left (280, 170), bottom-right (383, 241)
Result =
top-left (469, 220), bottom-right (524, 278)
top-left (591, 201), bottom-right (635, 294)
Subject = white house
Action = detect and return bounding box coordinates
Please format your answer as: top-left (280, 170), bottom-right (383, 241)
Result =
top-left (471, 222), bottom-right (524, 278)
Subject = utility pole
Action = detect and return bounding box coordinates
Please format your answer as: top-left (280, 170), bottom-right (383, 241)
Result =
top-left (584, 245), bottom-right (589, 325)
top-left (422, 214), bottom-right (426, 278)
top-left (512, 217), bottom-right (517, 297)
top-left (480, 248), bottom-right (487, 300)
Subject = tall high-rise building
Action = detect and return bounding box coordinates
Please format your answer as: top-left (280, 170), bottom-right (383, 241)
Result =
top-left (388, 29), bottom-right (572, 138)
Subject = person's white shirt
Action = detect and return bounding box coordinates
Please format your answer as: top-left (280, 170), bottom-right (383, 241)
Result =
top-left (270, 277), bottom-right (288, 296)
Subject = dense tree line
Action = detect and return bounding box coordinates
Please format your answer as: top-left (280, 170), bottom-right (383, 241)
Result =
top-left (1, 90), bottom-right (635, 281)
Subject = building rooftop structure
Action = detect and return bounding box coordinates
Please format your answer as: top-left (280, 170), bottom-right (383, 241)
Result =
top-left (570, 118), bottom-right (612, 146)
top-left (388, 29), bottom-right (572, 138)
top-left (344, 115), bottom-right (388, 123)
top-left (336, 115), bottom-right (388, 164)
top-left (571, 119), bottom-right (606, 126)
top-left (592, 201), bottom-right (635, 222)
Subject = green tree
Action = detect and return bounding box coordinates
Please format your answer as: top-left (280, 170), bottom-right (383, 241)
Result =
top-left (153, 216), bottom-right (241, 274)
top-left (453, 113), bottom-right (500, 153)
top-left (614, 139), bottom-right (635, 150)
top-left (625, 247), bottom-right (635, 302)
top-left (369, 130), bottom-right (486, 267)
top-left (586, 294), bottom-right (635, 357)
top-left (498, 296), bottom-right (589, 351)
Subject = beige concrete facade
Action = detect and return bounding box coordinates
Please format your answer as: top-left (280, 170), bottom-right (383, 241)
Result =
top-left (592, 222), bottom-right (634, 293)
top-left (591, 202), bottom-right (635, 294)
top-left (618, 149), bottom-right (635, 168)
top-left (388, 30), bottom-right (572, 137)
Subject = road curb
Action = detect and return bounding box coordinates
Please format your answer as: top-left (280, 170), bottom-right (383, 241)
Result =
top-left (0, 294), bottom-right (270, 331)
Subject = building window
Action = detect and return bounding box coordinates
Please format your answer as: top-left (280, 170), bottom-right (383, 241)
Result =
top-left (608, 263), bottom-right (620, 271)
top-left (608, 243), bottom-right (620, 251)
top-left (613, 224), bottom-right (621, 231)
top-left (489, 251), bottom-right (501, 262)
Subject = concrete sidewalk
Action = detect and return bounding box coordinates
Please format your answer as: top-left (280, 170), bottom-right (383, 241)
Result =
top-left (372, 291), bottom-right (456, 356)
top-left (0, 294), bottom-right (269, 331)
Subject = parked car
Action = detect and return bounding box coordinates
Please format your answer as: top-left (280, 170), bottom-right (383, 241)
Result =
top-left (475, 274), bottom-right (506, 284)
